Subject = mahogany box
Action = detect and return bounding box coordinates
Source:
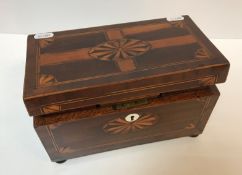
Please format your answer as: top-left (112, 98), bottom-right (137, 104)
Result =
top-left (23, 15), bottom-right (229, 163)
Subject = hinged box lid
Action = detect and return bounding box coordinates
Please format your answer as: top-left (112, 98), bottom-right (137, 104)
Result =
top-left (23, 15), bottom-right (229, 116)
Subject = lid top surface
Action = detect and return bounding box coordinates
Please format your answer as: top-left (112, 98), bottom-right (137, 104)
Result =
top-left (24, 15), bottom-right (228, 99)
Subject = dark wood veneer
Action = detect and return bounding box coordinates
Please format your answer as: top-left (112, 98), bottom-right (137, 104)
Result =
top-left (23, 15), bottom-right (229, 116)
top-left (34, 86), bottom-right (219, 162)
top-left (23, 15), bottom-right (229, 162)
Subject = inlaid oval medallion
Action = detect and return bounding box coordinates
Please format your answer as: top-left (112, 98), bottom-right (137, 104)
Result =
top-left (103, 114), bottom-right (158, 134)
top-left (89, 39), bottom-right (151, 61)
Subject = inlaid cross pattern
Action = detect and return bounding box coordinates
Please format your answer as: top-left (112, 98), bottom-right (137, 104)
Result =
top-left (39, 24), bottom-right (200, 68)
top-left (38, 21), bottom-right (210, 86)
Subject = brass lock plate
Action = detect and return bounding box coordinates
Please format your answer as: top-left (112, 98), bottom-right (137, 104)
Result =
top-left (112, 99), bottom-right (149, 110)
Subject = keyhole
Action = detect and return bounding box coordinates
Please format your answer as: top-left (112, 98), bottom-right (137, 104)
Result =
top-left (125, 113), bottom-right (140, 122)
top-left (130, 115), bottom-right (134, 121)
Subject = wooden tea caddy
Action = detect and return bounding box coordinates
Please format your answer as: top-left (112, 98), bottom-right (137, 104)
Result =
top-left (23, 15), bottom-right (229, 163)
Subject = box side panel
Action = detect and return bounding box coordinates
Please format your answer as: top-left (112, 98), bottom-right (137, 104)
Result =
top-left (196, 86), bottom-right (220, 132)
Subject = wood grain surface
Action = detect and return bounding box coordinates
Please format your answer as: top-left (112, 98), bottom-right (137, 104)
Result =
top-left (34, 86), bottom-right (220, 162)
top-left (23, 15), bottom-right (229, 116)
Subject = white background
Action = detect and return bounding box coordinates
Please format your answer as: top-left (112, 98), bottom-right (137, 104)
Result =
top-left (1, 0), bottom-right (242, 38)
top-left (1, 1), bottom-right (242, 174)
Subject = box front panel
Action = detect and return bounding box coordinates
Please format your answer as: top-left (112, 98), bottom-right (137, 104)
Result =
top-left (35, 87), bottom-right (219, 161)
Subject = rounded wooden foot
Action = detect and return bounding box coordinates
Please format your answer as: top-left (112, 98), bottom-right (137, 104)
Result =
top-left (56, 160), bottom-right (67, 164)
top-left (190, 134), bottom-right (199, 138)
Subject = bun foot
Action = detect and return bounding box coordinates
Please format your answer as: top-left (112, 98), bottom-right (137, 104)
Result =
top-left (190, 134), bottom-right (199, 138)
top-left (56, 160), bottom-right (67, 164)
